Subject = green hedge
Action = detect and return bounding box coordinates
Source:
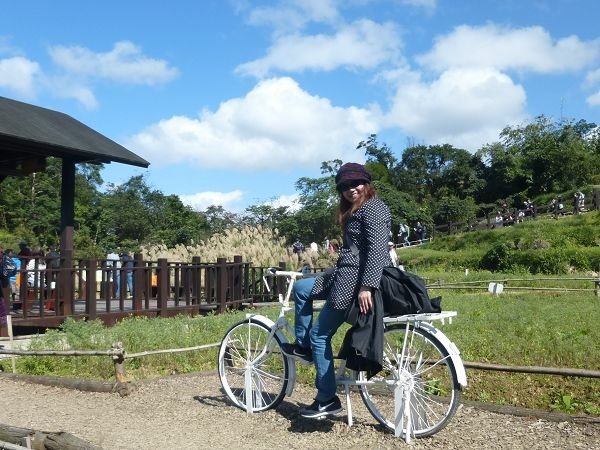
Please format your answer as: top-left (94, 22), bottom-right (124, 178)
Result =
top-left (480, 244), bottom-right (600, 274)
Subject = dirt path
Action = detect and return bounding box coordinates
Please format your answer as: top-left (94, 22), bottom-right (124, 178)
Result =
top-left (1, 373), bottom-right (599, 449)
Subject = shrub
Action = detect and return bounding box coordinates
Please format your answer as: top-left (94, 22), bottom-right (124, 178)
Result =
top-left (480, 243), bottom-right (517, 272)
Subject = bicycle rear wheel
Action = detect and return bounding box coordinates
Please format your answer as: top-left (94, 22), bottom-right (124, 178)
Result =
top-left (218, 318), bottom-right (289, 412)
top-left (357, 324), bottom-right (461, 438)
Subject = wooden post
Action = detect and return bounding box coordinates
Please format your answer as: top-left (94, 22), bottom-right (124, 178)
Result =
top-left (233, 255), bottom-right (243, 307)
top-left (277, 261), bottom-right (286, 302)
top-left (173, 263), bottom-right (181, 306)
top-left (133, 253), bottom-right (144, 311)
top-left (17, 263), bottom-right (26, 314)
top-left (243, 261), bottom-right (250, 304)
top-left (59, 158), bottom-right (75, 316)
top-left (191, 256), bottom-right (201, 306)
top-left (112, 342), bottom-right (126, 382)
top-left (85, 259), bottom-right (97, 319)
top-left (182, 262), bottom-right (191, 305)
top-left (58, 249), bottom-right (73, 316)
top-left (0, 286), bottom-right (10, 337)
top-left (206, 264), bottom-right (214, 305)
top-left (157, 258), bottom-right (169, 315)
top-left (111, 341), bottom-right (133, 397)
top-left (216, 257), bottom-right (227, 313)
top-left (0, 423), bottom-right (102, 450)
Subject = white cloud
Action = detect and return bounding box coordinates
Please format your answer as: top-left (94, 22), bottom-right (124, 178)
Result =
top-left (179, 190), bottom-right (244, 211)
top-left (586, 68), bottom-right (600, 85)
top-left (244, 0), bottom-right (341, 32)
top-left (49, 41), bottom-right (178, 85)
top-left (0, 56), bottom-right (40, 98)
top-left (47, 77), bottom-right (98, 109)
top-left (586, 90), bottom-right (600, 107)
top-left (584, 68), bottom-right (600, 107)
top-left (0, 36), bottom-right (19, 55)
top-left (386, 67), bottom-right (527, 151)
top-left (398, 0), bottom-right (437, 11)
top-left (126, 77), bottom-right (378, 169)
top-left (418, 24), bottom-right (600, 74)
top-left (265, 193), bottom-right (301, 212)
top-left (236, 20), bottom-right (401, 77)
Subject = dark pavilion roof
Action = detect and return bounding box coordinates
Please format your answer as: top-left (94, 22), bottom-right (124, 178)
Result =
top-left (0, 96), bottom-right (149, 177)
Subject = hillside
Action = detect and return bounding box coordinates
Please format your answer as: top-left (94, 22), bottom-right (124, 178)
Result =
top-left (399, 211), bottom-right (600, 274)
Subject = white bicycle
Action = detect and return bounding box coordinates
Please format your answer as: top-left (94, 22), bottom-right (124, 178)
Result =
top-left (217, 268), bottom-right (467, 442)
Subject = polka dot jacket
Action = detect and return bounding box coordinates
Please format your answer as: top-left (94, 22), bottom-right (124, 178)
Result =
top-left (311, 197), bottom-right (392, 310)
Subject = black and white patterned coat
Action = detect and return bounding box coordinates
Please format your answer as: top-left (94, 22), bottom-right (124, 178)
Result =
top-left (311, 197), bottom-right (392, 310)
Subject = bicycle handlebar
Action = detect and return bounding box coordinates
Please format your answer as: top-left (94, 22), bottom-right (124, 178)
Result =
top-left (262, 268), bottom-right (304, 295)
top-left (266, 267), bottom-right (304, 276)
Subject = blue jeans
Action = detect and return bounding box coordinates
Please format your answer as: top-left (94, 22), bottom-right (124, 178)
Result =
top-left (293, 277), bottom-right (346, 402)
top-left (126, 271), bottom-right (133, 294)
top-left (112, 269), bottom-right (120, 297)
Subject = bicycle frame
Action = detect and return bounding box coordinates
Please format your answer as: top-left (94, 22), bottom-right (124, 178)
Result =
top-left (234, 269), bottom-right (466, 443)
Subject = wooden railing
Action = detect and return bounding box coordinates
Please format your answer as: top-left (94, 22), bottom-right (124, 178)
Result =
top-left (1, 255), bottom-right (286, 335)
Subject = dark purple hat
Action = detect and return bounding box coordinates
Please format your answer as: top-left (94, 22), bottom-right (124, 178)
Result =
top-left (335, 163), bottom-right (371, 190)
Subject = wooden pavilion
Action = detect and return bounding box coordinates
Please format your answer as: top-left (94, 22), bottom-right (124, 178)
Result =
top-left (0, 96), bottom-right (256, 336)
top-left (0, 96), bottom-right (147, 334)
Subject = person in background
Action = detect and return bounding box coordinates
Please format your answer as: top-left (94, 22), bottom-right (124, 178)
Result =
top-left (281, 162), bottom-right (391, 419)
top-left (6, 249), bottom-right (21, 308)
top-left (292, 238), bottom-right (304, 256)
top-left (399, 223), bottom-right (410, 246)
top-left (46, 246), bottom-right (60, 286)
top-left (17, 240), bottom-right (32, 261)
top-left (0, 247), bottom-right (8, 326)
top-left (120, 251), bottom-right (134, 297)
top-left (415, 221), bottom-right (426, 241)
top-left (106, 249), bottom-right (120, 298)
top-left (16, 240), bottom-right (33, 293)
top-left (388, 241), bottom-right (398, 267)
top-left (494, 212), bottom-right (503, 228)
top-left (26, 248), bottom-right (46, 288)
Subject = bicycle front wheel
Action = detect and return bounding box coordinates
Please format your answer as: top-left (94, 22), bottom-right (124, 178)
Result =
top-left (357, 324), bottom-right (461, 438)
top-left (218, 318), bottom-right (289, 412)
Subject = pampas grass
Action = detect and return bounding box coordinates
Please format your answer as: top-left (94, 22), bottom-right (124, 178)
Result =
top-left (140, 225), bottom-right (336, 269)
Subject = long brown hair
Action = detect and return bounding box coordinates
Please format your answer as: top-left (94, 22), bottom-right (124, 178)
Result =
top-left (338, 183), bottom-right (377, 226)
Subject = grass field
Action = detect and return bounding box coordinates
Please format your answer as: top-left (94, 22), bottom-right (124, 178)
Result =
top-left (5, 283), bottom-right (599, 416)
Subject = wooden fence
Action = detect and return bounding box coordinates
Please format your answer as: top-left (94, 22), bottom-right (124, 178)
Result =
top-left (1, 256), bottom-right (301, 336)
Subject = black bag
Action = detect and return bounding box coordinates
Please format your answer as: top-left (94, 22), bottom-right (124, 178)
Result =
top-left (1, 253), bottom-right (17, 278)
top-left (342, 231), bottom-right (441, 315)
top-left (379, 267), bottom-right (441, 316)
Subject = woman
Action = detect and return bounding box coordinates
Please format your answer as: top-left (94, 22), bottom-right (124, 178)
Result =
top-left (26, 248), bottom-right (46, 288)
top-left (282, 162), bottom-right (391, 418)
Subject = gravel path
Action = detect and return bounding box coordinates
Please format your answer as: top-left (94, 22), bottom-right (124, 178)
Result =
top-left (1, 373), bottom-right (599, 449)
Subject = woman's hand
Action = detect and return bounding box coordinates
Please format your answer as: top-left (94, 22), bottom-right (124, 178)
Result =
top-left (358, 286), bottom-right (373, 315)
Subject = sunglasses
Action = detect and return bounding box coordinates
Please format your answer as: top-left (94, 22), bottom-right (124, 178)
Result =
top-left (337, 180), bottom-right (364, 192)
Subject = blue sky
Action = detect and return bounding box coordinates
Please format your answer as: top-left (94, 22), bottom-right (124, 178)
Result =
top-left (2, 0), bottom-right (600, 212)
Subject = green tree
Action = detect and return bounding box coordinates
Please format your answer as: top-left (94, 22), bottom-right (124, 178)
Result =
top-left (292, 173), bottom-right (339, 244)
top-left (476, 142), bottom-right (528, 204)
top-left (150, 194), bottom-right (210, 246)
top-left (202, 205), bottom-right (241, 235)
top-left (100, 175), bottom-right (154, 245)
top-left (431, 195), bottom-right (478, 226)
top-left (497, 116), bottom-right (599, 196)
top-left (397, 144), bottom-right (483, 203)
